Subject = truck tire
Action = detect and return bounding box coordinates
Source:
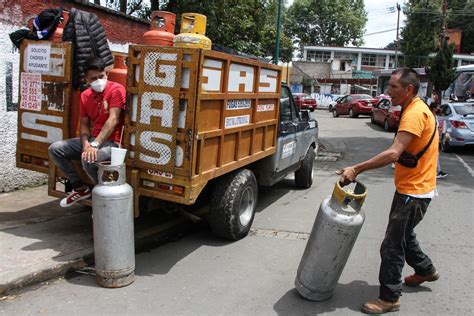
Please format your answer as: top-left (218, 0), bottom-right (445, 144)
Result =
top-left (209, 169), bottom-right (257, 241)
top-left (295, 147), bottom-right (315, 189)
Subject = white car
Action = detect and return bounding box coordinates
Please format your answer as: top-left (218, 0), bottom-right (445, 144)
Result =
top-left (328, 95), bottom-right (344, 112)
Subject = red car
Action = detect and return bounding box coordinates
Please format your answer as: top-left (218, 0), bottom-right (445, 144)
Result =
top-left (371, 97), bottom-right (401, 132)
top-left (332, 94), bottom-right (378, 118)
top-left (293, 93), bottom-right (317, 112)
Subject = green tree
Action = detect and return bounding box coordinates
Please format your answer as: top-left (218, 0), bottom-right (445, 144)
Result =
top-left (428, 41), bottom-right (456, 94)
top-left (100, 1), bottom-right (293, 61)
top-left (447, 0), bottom-right (474, 54)
top-left (160, 0), bottom-right (293, 61)
top-left (400, 0), bottom-right (442, 68)
top-left (285, 0), bottom-right (367, 49)
top-left (385, 40), bottom-right (398, 50)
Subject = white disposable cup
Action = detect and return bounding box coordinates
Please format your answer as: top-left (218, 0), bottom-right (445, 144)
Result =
top-left (111, 147), bottom-right (127, 166)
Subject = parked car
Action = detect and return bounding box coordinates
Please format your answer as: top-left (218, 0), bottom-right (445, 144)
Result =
top-left (328, 95), bottom-right (344, 112)
top-left (438, 102), bottom-right (474, 152)
top-left (332, 94), bottom-right (378, 118)
top-left (293, 93), bottom-right (317, 112)
top-left (370, 97), bottom-right (401, 132)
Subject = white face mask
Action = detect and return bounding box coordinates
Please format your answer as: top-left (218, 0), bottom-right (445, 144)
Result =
top-left (90, 78), bottom-right (107, 93)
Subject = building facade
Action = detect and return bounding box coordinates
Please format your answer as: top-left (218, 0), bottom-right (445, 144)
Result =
top-left (303, 45), bottom-right (474, 72)
top-left (0, 0), bottom-right (149, 192)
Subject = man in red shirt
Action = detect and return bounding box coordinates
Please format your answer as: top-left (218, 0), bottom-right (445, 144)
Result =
top-left (49, 56), bottom-right (126, 207)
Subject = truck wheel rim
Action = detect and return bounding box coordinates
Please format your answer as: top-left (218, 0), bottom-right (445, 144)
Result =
top-left (239, 186), bottom-right (254, 226)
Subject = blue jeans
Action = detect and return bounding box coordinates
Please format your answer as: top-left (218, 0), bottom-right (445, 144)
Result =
top-left (48, 138), bottom-right (118, 188)
top-left (379, 191), bottom-right (436, 302)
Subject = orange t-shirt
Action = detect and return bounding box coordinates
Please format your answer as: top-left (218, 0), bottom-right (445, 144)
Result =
top-left (395, 97), bottom-right (438, 195)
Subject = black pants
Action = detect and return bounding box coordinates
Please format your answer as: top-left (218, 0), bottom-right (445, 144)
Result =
top-left (379, 191), bottom-right (436, 302)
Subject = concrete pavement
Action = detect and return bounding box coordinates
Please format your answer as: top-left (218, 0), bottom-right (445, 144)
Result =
top-left (0, 185), bottom-right (205, 296)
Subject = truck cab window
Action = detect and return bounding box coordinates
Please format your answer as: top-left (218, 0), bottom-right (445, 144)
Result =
top-left (280, 86), bottom-right (293, 122)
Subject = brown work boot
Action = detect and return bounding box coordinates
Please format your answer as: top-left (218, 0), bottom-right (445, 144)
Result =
top-left (404, 271), bottom-right (440, 286)
top-left (361, 299), bottom-right (401, 314)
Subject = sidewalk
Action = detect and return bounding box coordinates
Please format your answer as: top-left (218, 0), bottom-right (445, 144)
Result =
top-left (0, 185), bottom-right (203, 296)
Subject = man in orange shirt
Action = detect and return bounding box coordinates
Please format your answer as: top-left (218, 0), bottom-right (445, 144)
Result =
top-left (339, 68), bottom-right (439, 314)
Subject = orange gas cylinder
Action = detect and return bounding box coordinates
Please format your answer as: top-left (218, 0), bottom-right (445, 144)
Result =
top-left (69, 89), bottom-right (82, 138)
top-left (51, 11), bottom-right (69, 43)
top-left (108, 55), bottom-right (128, 87)
top-left (142, 11), bottom-right (176, 46)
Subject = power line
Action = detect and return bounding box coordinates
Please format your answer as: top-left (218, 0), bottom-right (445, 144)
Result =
top-left (365, 28), bottom-right (398, 36)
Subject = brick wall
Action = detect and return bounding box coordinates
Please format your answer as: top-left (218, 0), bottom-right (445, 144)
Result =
top-left (0, 0), bottom-right (149, 43)
top-left (0, 0), bottom-right (149, 192)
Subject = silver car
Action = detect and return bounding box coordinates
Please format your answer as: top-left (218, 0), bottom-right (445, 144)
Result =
top-left (439, 102), bottom-right (474, 152)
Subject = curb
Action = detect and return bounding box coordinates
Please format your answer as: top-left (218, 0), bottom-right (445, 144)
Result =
top-left (0, 208), bottom-right (207, 296)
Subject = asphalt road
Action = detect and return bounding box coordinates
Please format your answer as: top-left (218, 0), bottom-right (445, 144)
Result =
top-left (1, 111), bottom-right (473, 315)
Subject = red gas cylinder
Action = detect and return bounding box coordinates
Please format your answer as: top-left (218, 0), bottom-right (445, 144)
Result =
top-left (108, 55), bottom-right (128, 88)
top-left (51, 11), bottom-right (69, 43)
top-left (142, 11), bottom-right (175, 46)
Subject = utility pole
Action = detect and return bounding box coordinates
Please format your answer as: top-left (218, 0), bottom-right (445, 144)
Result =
top-left (274, 0), bottom-right (282, 65)
top-left (394, 3), bottom-right (401, 69)
top-left (440, 0), bottom-right (448, 47)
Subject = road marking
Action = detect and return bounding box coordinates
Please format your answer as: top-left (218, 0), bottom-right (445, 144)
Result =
top-left (249, 228), bottom-right (309, 240)
top-left (455, 154), bottom-right (474, 177)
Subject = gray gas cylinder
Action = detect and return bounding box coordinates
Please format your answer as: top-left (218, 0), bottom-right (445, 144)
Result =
top-left (295, 180), bottom-right (367, 301)
top-left (92, 162), bottom-right (135, 288)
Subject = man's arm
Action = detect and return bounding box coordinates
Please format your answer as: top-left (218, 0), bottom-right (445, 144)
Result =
top-left (80, 117), bottom-right (91, 148)
top-left (81, 108), bottom-right (122, 163)
top-left (339, 131), bottom-right (415, 185)
top-left (92, 107), bottom-right (122, 145)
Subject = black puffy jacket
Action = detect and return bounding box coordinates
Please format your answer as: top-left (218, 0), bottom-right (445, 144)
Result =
top-left (63, 8), bottom-right (114, 90)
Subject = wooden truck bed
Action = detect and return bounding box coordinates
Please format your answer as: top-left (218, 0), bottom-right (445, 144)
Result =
top-left (124, 45), bottom-right (282, 212)
top-left (15, 41), bottom-right (281, 215)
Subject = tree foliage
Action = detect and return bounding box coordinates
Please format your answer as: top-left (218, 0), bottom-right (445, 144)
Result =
top-left (101, 0), bottom-right (292, 61)
top-left (385, 40), bottom-right (398, 50)
top-left (400, 0), bottom-right (474, 65)
top-left (158, 0), bottom-right (293, 62)
top-left (285, 0), bottom-right (367, 48)
top-left (447, 0), bottom-right (474, 54)
top-left (428, 41), bottom-right (456, 92)
top-left (400, 0), bottom-right (442, 68)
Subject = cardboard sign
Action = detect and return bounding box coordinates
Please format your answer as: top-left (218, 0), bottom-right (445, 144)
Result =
top-left (25, 43), bottom-right (51, 73)
top-left (20, 72), bottom-right (42, 111)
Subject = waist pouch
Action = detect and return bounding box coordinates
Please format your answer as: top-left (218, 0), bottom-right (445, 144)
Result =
top-left (397, 116), bottom-right (437, 169)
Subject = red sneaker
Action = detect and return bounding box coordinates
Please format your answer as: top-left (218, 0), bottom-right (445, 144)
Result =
top-left (60, 187), bottom-right (91, 207)
top-left (404, 271), bottom-right (440, 286)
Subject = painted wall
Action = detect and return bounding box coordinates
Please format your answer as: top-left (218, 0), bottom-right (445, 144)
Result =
top-left (0, 0), bottom-right (148, 192)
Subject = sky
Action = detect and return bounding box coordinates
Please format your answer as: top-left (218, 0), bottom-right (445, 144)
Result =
top-left (363, 0), bottom-right (407, 48)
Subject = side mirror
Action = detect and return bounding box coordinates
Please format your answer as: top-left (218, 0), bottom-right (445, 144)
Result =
top-left (301, 110), bottom-right (310, 121)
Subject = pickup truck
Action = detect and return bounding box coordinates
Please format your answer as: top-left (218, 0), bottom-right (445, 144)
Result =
top-left (16, 41), bottom-right (319, 240)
